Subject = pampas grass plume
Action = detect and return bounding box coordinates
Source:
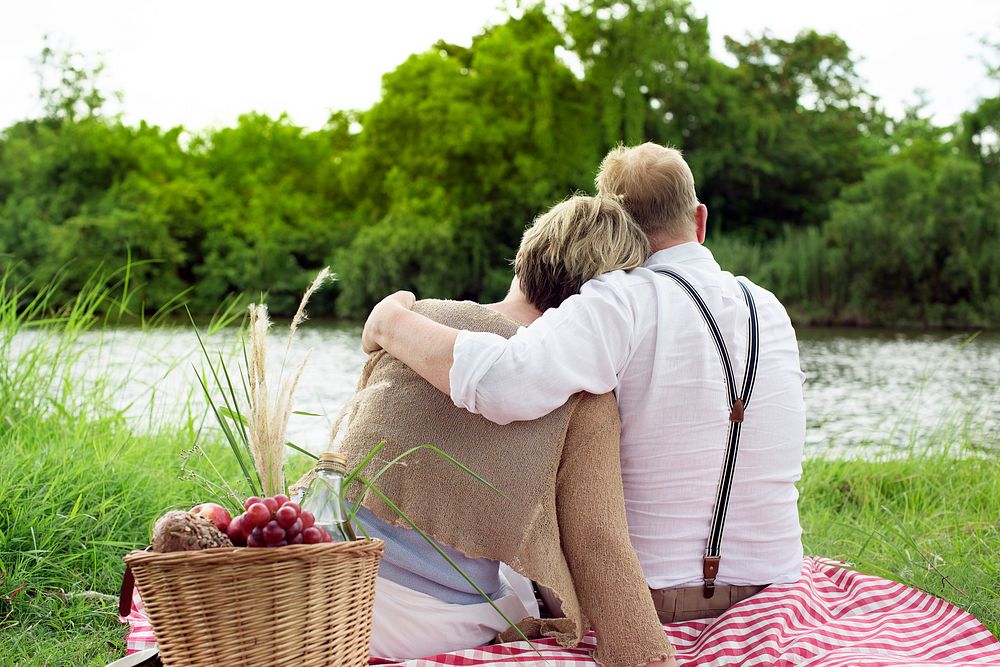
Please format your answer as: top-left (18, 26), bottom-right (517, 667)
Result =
top-left (245, 268), bottom-right (333, 496)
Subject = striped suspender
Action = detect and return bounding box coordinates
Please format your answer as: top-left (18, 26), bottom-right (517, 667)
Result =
top-left (655, 269), bottom-right (760, 598)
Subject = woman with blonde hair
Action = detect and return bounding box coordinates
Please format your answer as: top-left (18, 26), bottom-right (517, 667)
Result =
top-left (322, 195), bottom-right (676, 667)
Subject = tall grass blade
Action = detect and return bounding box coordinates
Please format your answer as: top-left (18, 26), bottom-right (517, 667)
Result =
top-left (346, 443), bottom-right (503, 523)
top-left (284, 441), bottom-right (318, 460)
top-left (188, 306), bottom-right (261, 493)
top-left (144, 286), bottom-right (194, 329)
top-left (119, 247), bottom-right (132, 318)
top-left (207, 292), bottom-right (247, 335)
top-left (218, 406), bottom-right (248, 427)
top-left (193, 364), bottom-right (260, 496)
top-left (343, 440), bottom-right (387, 489)
top-left (217, 352), bottom-right (252, 454)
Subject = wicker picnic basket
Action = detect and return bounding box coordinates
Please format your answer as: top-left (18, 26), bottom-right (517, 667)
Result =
top-left (124, 539), bottom-right (384, 667)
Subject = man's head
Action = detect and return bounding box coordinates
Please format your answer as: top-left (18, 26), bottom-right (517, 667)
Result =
top-left (596, 142), bottom-right (707, 248)
top-left (515, 195), bottom-right (650, 311)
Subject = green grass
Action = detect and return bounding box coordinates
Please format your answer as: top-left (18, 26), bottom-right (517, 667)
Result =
top-left (1, 421), bottom-right (206, 665)
top-left (0, 272), bottom-right (298, 665)
top-left (800, 455), bottom-right (999, 634)
top-left (1, 277), bottom-right (997, 665)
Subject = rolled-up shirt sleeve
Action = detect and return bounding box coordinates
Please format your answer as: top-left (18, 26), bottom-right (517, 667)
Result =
top-left (450, 276), bottom-right (637, 425)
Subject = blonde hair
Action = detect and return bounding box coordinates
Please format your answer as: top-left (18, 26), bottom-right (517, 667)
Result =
top-left (514, 195), bottom-right (650, 311)
top-left (596, 142), bottom-right (699, 238)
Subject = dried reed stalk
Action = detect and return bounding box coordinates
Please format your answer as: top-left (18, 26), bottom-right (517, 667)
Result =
top-left (287, 267), bottom-right (331, 351)
top-left (246, 268), bottom-right (333, 496)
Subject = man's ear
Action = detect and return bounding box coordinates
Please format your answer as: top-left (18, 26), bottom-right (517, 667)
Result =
top-left (695, 204), bottom-right (708, 244)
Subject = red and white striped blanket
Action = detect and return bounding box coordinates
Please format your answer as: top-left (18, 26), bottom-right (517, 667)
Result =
top-left (123, 557), bottom-right (1000, 666)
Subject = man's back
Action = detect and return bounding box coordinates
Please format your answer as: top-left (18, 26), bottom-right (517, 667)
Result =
top-left (450, 242), bottom-right (805, 588)
top-left (614, 244), bottom-right (805, 588)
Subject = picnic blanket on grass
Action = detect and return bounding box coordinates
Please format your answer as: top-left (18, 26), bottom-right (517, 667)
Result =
top-left (123, 557), bottom-right (1000, 666)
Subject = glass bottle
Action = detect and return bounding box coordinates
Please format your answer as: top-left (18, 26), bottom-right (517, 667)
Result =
top-left (300, 451), bottom-right (357, 542)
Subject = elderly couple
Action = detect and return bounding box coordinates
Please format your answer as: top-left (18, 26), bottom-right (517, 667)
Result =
top-left (341, 143), bottom-right (806, 666)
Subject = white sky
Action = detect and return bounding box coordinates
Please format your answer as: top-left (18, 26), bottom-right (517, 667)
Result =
top-left (1, 0), bottom-right (997, 132)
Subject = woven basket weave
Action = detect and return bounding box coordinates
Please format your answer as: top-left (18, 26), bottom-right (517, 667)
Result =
top-left (125, 539), bottom-right (384, 667)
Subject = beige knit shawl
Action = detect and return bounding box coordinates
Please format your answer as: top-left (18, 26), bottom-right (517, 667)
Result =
top-left (337, 300), bottom-right (673, 666)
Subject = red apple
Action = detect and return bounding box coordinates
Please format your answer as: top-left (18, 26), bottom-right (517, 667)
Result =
top-left (190, 502), bottom-right (232, 533)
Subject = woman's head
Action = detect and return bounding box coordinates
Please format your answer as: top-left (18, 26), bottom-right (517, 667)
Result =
top-left (514, 195), bottom-right (650, 311)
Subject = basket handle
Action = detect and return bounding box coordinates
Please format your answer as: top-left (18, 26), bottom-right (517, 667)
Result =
top-left (119, 546), bottom-right (152, 617)
top-left (118, 564), bottom-right (135, 617)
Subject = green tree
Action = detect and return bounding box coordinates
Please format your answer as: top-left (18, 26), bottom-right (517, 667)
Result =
top-left (703, 30), bottom-right (886, 236)
top-left (886, 93), bottom-right (956, 171)
top-left (188, 113), bottom-right (357, 314)
top-left (562, 2), bottom-right (884, 236)
top-left (336, 6), bottom-right (600, 314)
top-left (2, 12), bottom-right (998, 327)
top-left (957, 96), bottom-right (1000, 181)
top-left (564, 0), bottom-right (719, 149)
top-left (334, 213), bottom-right (471, 317)
top-left (0, 119), bottom-right (181, 301)
top-left (35, 37), bottom-right (120, 122)
top-left (823, 155), bottom-right (1000, 325)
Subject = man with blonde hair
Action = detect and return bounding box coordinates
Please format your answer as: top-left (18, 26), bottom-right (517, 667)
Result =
top-left (362, 143), bottom-right (807, 624)
top-left (596, 143), bottom-right (704, 244)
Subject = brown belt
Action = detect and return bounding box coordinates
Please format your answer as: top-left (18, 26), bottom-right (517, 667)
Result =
top-left (650, 584), bottom-right (768, 624)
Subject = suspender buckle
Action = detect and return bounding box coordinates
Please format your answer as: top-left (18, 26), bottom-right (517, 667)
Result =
top-left (703, 556), bottom-right (721, 598)
top-left (729, 397), bottom-right (745, 423)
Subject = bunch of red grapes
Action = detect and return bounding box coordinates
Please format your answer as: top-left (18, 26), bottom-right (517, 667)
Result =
top-left (226, 494), bottom-right (333, 547)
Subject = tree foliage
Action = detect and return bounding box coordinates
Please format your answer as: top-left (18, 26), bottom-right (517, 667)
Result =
top-left (1, 3), bottom-right (997, 325)
top-left (823, 155), bottom-right (1000, 325)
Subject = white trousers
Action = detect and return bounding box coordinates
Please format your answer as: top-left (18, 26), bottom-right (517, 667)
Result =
top-left (369, 564), bottom-right (539, 661)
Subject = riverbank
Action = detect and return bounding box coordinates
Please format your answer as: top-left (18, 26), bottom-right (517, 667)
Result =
top-left (1, 405), bottom-right (996, 666)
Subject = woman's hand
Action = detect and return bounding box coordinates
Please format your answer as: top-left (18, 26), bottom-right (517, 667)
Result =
top-left (360, 291), bottom-right (457, 395)
top-left (362, 290), bottom-right (416, 353)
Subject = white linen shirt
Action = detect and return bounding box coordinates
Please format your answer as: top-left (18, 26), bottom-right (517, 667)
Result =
top-left (450, 243), bottom-right (806, 589)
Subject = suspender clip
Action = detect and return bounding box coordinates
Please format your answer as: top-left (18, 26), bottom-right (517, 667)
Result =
top-left (703, 556), bottom-right (721, 598)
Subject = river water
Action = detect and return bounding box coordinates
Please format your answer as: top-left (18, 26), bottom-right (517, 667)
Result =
top-left (20, 323), bottom-right (1000, 457)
